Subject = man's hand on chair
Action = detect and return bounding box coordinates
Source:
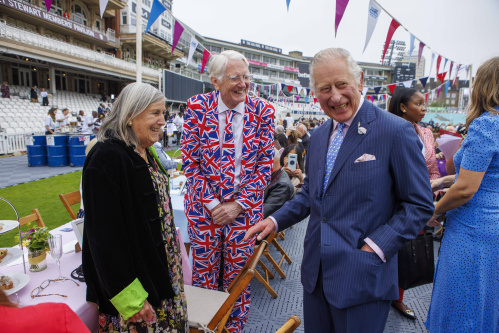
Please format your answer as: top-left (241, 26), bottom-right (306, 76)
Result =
top-left (244, 218), bottom-right (276, 242)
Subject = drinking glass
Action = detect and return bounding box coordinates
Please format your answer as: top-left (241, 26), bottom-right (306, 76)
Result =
top-left (48, 234), bottom-right (63, 278)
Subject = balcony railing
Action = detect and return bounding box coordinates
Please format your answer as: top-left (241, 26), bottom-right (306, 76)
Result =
top-left (0, 22), bottom-right (160, 78)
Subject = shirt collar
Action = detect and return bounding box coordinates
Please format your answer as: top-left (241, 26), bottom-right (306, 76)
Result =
top-left (217, 92), bottom-right (246, 115)
top-left (332, 96), bottom-right (364, 130)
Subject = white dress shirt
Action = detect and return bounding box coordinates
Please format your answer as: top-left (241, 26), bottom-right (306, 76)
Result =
top-left (205, 95), bottom-right (246, 211)
top-left (81, 114), bottom-right (95, 134)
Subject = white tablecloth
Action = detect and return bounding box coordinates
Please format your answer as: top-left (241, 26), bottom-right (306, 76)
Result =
top-left (1, 221), bottom-right (192, 332)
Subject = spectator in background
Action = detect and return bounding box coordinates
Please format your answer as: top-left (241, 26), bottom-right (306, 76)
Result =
top-left (284, 112), bottom-right (294, 129)
top-left (82, 111), bottom-right (98, 134)
top-left (30, 85), bottom-right (38, 103)
top-left (100, 91), bottom-right (107, 103)
top-left (173, 112), bottom-right (183, 145)
top-left (56, 108), bottom-right (70, 128)
top-left (44, 107), bottom-right (57, 134)
top-left (97, 103), bottom-right (106, 117)
top-left (297, 123), bottom-right (310, 151)
top-left (40, 88), bottom-right (49, 106)
top-left (274, 125), bottom-right (288, 149)
top-left (263, 148), bottom-right (295, 218)
top-left (280, 144), bottom-right (305, 194)
top-left (308, 121), bottom-right (316, 134)
top-left (1, 81), bottom-right (10, 99)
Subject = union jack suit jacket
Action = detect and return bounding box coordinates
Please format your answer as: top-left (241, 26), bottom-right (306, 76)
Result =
top-left (182, 90), bottom-right (275, 231)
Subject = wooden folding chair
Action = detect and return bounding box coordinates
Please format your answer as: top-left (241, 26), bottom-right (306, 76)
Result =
top-left (255, 232), bottom-right (293, 298)
top-left (275, 315), bottom-right (301, 333)
top-left (59, 190), bottom-right (81, 220)
top-left (185, 240), bottom-right (268, 333)
top-left (19, 209), bottom-right (45, 227)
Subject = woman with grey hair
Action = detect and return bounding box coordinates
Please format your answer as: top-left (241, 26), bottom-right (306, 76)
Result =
top-left (82, 82), bottom-right (188, 332)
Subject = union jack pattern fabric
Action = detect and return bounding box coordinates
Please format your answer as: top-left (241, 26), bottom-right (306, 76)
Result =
top-left (182, 90), bottom-right (275, 332)
top-left (221, 110), bottom-right (236, 201)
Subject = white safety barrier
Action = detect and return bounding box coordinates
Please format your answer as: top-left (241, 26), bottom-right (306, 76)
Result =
top-left (0, 133), bottom-right (41, 155)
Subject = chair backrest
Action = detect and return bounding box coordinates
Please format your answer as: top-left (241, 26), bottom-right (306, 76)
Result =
top-left (19, 209), bottom-right (45, 228)
top-left (59, 190), bottom-right (81, 220)
top-left (275, 315), bottom-right (301, 333)
top-left (207, 240), bottom-right (268, 331)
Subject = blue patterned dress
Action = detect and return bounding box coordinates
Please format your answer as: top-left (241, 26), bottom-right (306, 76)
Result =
top-left (426, 111), bottom-right (499, 332)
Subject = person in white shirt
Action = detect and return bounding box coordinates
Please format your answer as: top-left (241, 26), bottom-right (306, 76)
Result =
top-left (81, 111), bottom-right (98, 134)
top-left (44, 107), bottom-right (57, 134)
top-left (56, 108), bottom-right (70, 128)
top-left (173, 112), bottom-right (184, 145)
top-left (284, 113), bottom-right (294, 129)
top-left (40, 88), bottom-right (49, 106)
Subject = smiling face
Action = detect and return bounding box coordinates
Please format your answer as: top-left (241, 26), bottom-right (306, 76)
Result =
top-left (131, 99), bottom-right (166, 151)
top-left (402, 92), bottom-right (426, 123)
top-left (211, 59), bottom-right (250, 109)
top-left (314, 58), bottom-right (363, 123)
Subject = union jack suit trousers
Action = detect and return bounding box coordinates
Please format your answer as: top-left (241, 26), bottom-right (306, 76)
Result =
top-left (182, 91), bottom-right (275, 332)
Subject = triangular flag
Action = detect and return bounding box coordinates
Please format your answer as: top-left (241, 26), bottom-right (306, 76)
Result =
top-left (374, 86), bottom-right (381, 95)
top-left (186, 36), bottom-right (199, 67)
top-left (362, 87), bottom-right (368, 97)
top-left (99, 0), bottom-right (109, 18)
top-left (171, 20), bottom-right (184, 55)
top-left (425, 92), bottom-right (428, 104)
top-left (437, 85), bottom-right (442, 98)
top-left (369, 96), bottom-right (375, 103)
top-left (417, 42), bottom-right (425, 67)
top-left (387, 83), bottom-right (396, 94)
top-left (313, 97), bottom-right (317, 103)
top-left (297, 87), bottom-right (302, 95)
top-left (445, 81), bottom-right (449, 96)
top-left (407, 33), bottom-right (415, 66)
top-left (453, 64), bottom-right (461, 88)
top-left (363, 0), bottom-right (381, 53)
top-left (295, 95), bottom-right (300, 102)
top-left (286, 0), bottom-right (291, 11)
top-left (437, 72), bottom-right (447, 83)
top-left (436, 55), bottom-right (441, 76)
top-left (448, 61), bottom-right (454, 81)
top-left (200, 49), bottom-right (210, 74)
top-left (419, 77), bottom-right (428, 88)
top-left (381, 19), bottom-right (401, 63)
top-left (45, 0), bottom-right (53, 12)
top-left (306, 88), bottom-right (311, 96)
top-left (145, 0), bottom-right (166, 34)
top-left (335, 0), bottom-right (350, 37)
top-left (402, 80), bottom-right (412, 89)
top-left (443, 58), bottom-right (448, 71)
top-left (287, 85), bottom-right (294, 93)
top-left (305, 96), bottom-right (309, 103)
top-left (281, 83), bottom-right (286, 91)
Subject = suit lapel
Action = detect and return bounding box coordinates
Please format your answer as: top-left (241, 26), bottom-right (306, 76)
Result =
top-left (204, 91), bottom-right (221, 179)
top-left (316, 119), bottom-right (334, 198)
top-left (324, 102), bottom-right (375, 192)
top-left (240, 96), bottom-right (257, 180)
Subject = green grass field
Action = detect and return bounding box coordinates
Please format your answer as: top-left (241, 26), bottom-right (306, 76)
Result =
top-left (0, 149), bottom-right (181, 248)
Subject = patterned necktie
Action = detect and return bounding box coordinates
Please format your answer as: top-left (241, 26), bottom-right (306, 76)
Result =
top-left (220, 110), bottom-right (236, 201)
top-left (323, 122), bottom-right (345, 194)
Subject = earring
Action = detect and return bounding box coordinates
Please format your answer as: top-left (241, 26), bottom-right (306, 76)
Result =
top-left (402, 109), bottom-right (406, 113)
top-left (127, 121), bottom-right (132, 126)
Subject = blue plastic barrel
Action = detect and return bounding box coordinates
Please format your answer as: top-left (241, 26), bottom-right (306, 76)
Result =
top-left (46, 135), bottom-right (69, 167)
top-left (26, 135), bottom-right (47, 167)
top-left (68, 135), bottom-right (94, 167)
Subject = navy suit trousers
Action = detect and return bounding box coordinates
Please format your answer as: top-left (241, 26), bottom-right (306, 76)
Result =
top-left (303, 264), bottom-right (391, 333)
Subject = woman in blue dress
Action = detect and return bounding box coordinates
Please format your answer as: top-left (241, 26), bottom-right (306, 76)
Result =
top-left (425, 56), bottom-right (499, 332)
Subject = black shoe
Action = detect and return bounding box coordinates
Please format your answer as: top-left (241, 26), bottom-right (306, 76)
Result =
top-left (392, 301), bottom-right (416, 320)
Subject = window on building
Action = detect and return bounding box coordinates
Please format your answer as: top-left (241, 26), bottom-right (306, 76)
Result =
top-left (142, 0), bottom-right (151, 7)
top-left (262, 56), bottom-right (270, 63)
top-left (285, 73), bottom-right (293, 79)
top-left (263, 69), bottom-right (270, 76)
top-left (270, 70), bottom-right (277, 78)
top-left (210, 46), bottom-right (221, 54)
top-left (43, 0), bottom-right (63, 15)
top-left (451, 93), bottom-right (457, 98)
top-left (72, 4), bottom-right (88, 26)
top-left (268, 58), bottom-right (277, 65)
top-left (281, 60), bottom-right (291, 67)
top-left (251, 67), bottom-right (261, 74)
top-left (95, 18), bottom-right (103, 32)
top-left (251, 54), bottom-right (260, 62)
top-left (122, 12), bottom-right (127, 25)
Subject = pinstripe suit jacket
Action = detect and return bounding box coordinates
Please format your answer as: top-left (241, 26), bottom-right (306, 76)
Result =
top-left (272, 101), bottom-right (434, 309)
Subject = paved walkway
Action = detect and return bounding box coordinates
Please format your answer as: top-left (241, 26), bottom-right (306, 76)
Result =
top-left (0, 143), bottom-right (435, 332)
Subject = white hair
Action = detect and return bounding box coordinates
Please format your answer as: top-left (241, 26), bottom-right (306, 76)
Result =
top-left (207, 50), bottom-right (249, 81)
top-left (98, 82), bottom-right (165, 148)
top-left (275, 125), bottom-right (285, 134)
top-left (309, 48), bottom-right (363, 93)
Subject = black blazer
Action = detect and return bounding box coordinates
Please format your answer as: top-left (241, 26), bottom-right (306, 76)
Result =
top-left (263, 168), bottom-right (295, 218)
top-left (82, 138), bottom-right (174, 316)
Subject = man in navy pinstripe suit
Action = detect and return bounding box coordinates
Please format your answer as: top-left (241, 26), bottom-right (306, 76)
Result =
top-left (245, 48), bottom-right (433, 332)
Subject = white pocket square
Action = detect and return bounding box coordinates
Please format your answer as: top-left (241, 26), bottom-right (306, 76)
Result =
top-left (354, 154), bottom-right (376, 163)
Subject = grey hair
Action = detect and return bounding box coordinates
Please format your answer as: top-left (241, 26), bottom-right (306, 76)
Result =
top-left (207, 50), bottom-right (249, 81)
top-left (98, 82), bottom-right (165, 148)
top-left (298, 123), bottom-right (308, 132)
top-left (309, 48), bottom-right (363, 93)
top-left (275, 125), bottom-right (285, 134)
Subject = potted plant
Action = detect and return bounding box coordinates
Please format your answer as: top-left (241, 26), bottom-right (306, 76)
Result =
top-left (15, 225), bottom-right (50, 272)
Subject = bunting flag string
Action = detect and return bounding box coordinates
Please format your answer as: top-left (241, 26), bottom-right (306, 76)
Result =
top-left (437, 72), bottom-right (447, 83)
top-left (45, 0), bottom-right (53, 12)
top-left (387, 83), bottom-right (396, 94)
top-left (407, 33), bottom-right (415, 67)
top-left (286, 0), bottom-right (291, 11)
top-left (145, 0), bottom-right (166, 35)
top-left (363, 0), bottom-right (382, 53)
top-left (419, 77), bottom-right (428, 88)
top-left (186, 36), bottom-right (199, 67)
top-left (417, 42), bottom-right (425, 67)
top-left (99, 0), bottom-right (109, 18)
top-left (200, 49), bottom-right (210, 74)
top-left (436, 55), bottom-right (442, 76)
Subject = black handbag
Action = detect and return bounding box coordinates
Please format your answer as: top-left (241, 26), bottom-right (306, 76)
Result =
top-left (397, 228), bottom-right (435, 290)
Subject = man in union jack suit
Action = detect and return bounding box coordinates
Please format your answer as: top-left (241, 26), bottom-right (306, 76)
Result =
top-left (182, 50), bottom-right (275, 332)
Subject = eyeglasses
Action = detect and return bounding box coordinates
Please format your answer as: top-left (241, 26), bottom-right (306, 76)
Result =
top-left (30, 278), bottom-right (80, 298)
top-left (226, 75), bottom-right (253, 83)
